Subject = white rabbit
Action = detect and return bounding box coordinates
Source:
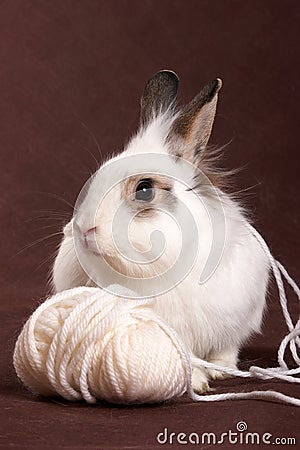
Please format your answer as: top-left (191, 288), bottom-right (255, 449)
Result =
top-left (52, 71), bottom-right (270, 392)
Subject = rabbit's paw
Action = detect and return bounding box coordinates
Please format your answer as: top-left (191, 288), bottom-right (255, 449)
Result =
top-left (191, 367), bottom-right (211, 393)
top-left (206, 348), bottom-right (238, 381)
top-left (207, 357), bottom-right (238, 380)
top-left (208, 364), bottom-right (234, 380)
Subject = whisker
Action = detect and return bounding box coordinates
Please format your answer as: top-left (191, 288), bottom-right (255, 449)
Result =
top-left (32, 209), bottom-right (71, 216)
top-left (83, 146), bottom-right (100, 170)
top-left (80, 120), bottom-right (103, 162)
top-left (35, 248), bottom-right (59, 273)
top-left (12, 232), bottom-right (63, 258)
top-left (25, 217), bottom-right (68, 226)
top-left (28, 191), bottom-right (76, 211)
top-left (31, 224), bottom-right (63, 232)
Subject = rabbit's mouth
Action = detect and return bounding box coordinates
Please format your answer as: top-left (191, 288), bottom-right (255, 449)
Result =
top-left (82, 235), bottom-right (116, 259)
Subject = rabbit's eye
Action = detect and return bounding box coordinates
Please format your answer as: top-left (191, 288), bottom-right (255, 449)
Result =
top-left (135, 178), bottom-right (154, 201)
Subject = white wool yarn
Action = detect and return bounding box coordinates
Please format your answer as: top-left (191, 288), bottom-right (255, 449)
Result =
top-left (13, 287), bottom-right (188, 404)
top-left (13, 224), bottom-right (300, 406)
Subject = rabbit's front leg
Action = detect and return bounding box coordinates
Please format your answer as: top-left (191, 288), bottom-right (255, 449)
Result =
top-left (191, 355), bottom-right (211, 393)
top-left (207, 347), bottom-right (239, 380)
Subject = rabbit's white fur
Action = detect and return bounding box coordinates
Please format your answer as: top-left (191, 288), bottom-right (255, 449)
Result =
top-left (52, 77), bottom-right (270, 392)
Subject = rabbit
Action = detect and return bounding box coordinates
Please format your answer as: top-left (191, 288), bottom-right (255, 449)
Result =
top-left (52, 70), bottom-right (270, 393)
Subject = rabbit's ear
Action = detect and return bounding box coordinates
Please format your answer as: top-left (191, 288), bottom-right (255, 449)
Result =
top-left (168, 79), bottom-right (222, 160)
top-left (140, 70), bottom-right (179, 127)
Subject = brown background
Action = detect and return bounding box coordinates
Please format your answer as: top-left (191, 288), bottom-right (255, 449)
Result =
top-left (1, 0), bottom-right (299, 448)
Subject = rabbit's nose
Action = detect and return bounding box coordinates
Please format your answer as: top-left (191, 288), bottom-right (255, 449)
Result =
top-left (82, 227), bottom-right (100, 254)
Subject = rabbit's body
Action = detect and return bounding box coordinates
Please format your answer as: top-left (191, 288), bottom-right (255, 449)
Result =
top-left (52, 71), bottom-right (270, 391)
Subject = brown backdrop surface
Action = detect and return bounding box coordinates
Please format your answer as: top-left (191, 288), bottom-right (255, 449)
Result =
top-left (0, 0), bottom-right (299, 448)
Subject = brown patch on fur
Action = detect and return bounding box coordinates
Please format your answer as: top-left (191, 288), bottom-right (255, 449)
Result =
top-left (195, 144), bottom-right (239, 190)
top-left (123, 174), bottom-right (172, 198)
top-left (122, 174), bottom-right (175, 218)
top-left (169, 79), bottom-right (222, 139)
top-left (197, 163), bottom-right (226, 188)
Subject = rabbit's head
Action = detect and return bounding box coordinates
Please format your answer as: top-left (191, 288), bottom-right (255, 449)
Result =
top-left (72, 71), bottom-right (223, 294)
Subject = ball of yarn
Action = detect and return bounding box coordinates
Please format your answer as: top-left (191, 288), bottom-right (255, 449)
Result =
top-left (13, 286), bottom-right (188, 404)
